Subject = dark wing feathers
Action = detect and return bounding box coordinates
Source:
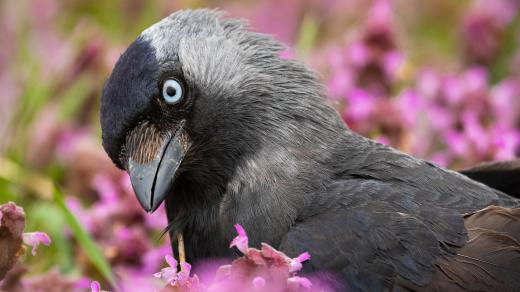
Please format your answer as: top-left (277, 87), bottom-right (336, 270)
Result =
top-left (280, 205), bottom-right (441, 291)
top-left (399, 206), bottom-right (520, 292)
top-left (281, 175), bottom-right (520, 291)
top-left (336, 140), bottom-right (518, 212)
top-left (280, 180), bottom-right (468, 291)
top-left (279, 172), bottom-right (520, 291)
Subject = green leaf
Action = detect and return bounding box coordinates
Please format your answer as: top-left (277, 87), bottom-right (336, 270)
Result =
top-left (53, 186), bottom-right (117, 288)
top-left (490, 16), bottom-right (520, 84)
top-left (0, 179), bottom-right (18, 204)
top-left (295, 13), bottom-right (319, 59)
top-left (58, 74), bottom-right (93, 121)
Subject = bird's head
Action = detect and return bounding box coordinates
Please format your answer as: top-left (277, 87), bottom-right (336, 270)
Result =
top-left (101, 9), bottom-right (344, 213)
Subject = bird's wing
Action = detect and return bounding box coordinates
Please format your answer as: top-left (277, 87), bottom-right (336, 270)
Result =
top-left (399, 206), bottom-right (520, 292)
top-left (460, 159), bottom-right (520, 199)
top-left (279, 180), bottom-right (469, 291)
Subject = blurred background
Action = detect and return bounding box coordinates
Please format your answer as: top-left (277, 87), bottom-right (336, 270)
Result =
top-left (0, 0), bottom-right (519, 291)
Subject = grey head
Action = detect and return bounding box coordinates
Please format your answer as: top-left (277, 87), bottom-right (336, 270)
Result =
top-left (100, 9), bottom-right (345, 213)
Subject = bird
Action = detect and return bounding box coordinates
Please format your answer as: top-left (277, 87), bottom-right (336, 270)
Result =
top-left (100, 9), bottom-right (520, 291)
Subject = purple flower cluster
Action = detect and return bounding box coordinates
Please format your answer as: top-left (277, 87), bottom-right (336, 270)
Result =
top-left (0, 202), bottom-right (52, 289)
top-left (320, 0), bottom-right (402, 98)
top-left (397, 68), bottom-right (520, 167)
top-left (152, 224), bottom-right (325, 292)
top-left (319, 0), bottom-right (520, 168)
top-left (462, 0), bottom-right (520, 65)
top-left (88, 224), bottom-right (326, 291)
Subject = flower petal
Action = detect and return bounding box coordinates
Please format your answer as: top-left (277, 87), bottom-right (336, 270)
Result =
top-left (252, 277), bottom-right (266, 289)
top-left (90, 281), bottom-right (100, 292)
top-left (229, 224), bottom-right (249, 253)
top-left (23, 232), bottom-right (51, 256)
top-left (288, 276), bottom-right (312, 289)
top-left (165, 254), bottom-right (177, 269)
top-left (234, 224), bottom-right (246, 237)
top-left (289, 252), bottom-right (311, 272)
top-left (296, 252), bottom-right (311, 262)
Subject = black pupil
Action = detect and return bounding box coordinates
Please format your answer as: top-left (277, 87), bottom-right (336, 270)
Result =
top-left (166, 86), bottom-right (177, 97)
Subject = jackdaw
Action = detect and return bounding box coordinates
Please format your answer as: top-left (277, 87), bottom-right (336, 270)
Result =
top-left (100, 9), bottom-right (520, 291)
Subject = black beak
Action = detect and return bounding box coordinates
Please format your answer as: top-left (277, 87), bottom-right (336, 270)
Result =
top-left (127, 123), bottom-right (188, 212)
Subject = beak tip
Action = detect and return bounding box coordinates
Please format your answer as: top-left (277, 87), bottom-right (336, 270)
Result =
top-left (132, 183), bottom-right (164, 213)
top-left (149, 204), bottom-right (161, 213)
top-left (137, 195), bottom-right (153, 213)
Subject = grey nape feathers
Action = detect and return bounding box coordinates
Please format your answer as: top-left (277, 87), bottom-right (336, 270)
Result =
top-left (100, 9), bottom-right (520, 291)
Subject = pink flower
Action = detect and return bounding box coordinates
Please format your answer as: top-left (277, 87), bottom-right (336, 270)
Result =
top-left (229, 224), bottom-right (249, 254)
top-left (92, 174), bottom-right (119, 203)
top-left (368, 0), bottom-right (393, 29)
top-left (442, 75), bottom-right (465, 106)
top-left (460, 0), bottom-right (518, 64)
top-left (64, 197), bottom-right (94, 233)
top-left (427, 105), bottom-right (453, 132)
top-left (177, 262), bottom-right (193, 285)
top-left (287, 276), bottom-right (313, 289)
top-left (23, 231), bottom-right (51, 255)
top-left (252, 277), bottom-right (266, 289)
top-left (154, 255), bottom-right (178, 284)
top-left (89, 280), bottom-right (110, 292)
top-left (396, 89), bottom-right (422, 126)
top-left (73, 278), bottom-right (93, 291)
top-left (444, 131), bottom-right (469, 156)
top-left (472, 0), bottom-right (519, 28)
top-left (347, 41), bottom-right (369, 68)
top-left (289, 252), bottom-right (311, 273)
top-left (54, 127), bottom-right (90, 161)
top-left (141, 244), bottom-right (172, 274)
top-left (463, 66), bottom-right (488, 94)
top-left (382, 50), bottom-right (404, 80)
top-left (345, 88), bottom-right (376, 122)
top-left (491, 126), bottom-right (520, 160)
top-left (491, 79), bottom-right (519, 126)
top-left (154, 255), bottom-right (193, 286)
top-left (416, 69), bottom-right (440, 99)
top-left (148, 224), bottom-right (325, 291)
top-left (90, 281), bottom-right (101, 292)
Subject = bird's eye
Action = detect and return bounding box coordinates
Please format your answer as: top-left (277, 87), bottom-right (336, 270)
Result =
top-left (162, 79), bottom-right (183, 104)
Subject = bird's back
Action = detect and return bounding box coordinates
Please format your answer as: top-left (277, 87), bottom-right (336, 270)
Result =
top-left (280, 132), bottom-right (520, 291)
top-left (328, 133), bottom-right (519, 212)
